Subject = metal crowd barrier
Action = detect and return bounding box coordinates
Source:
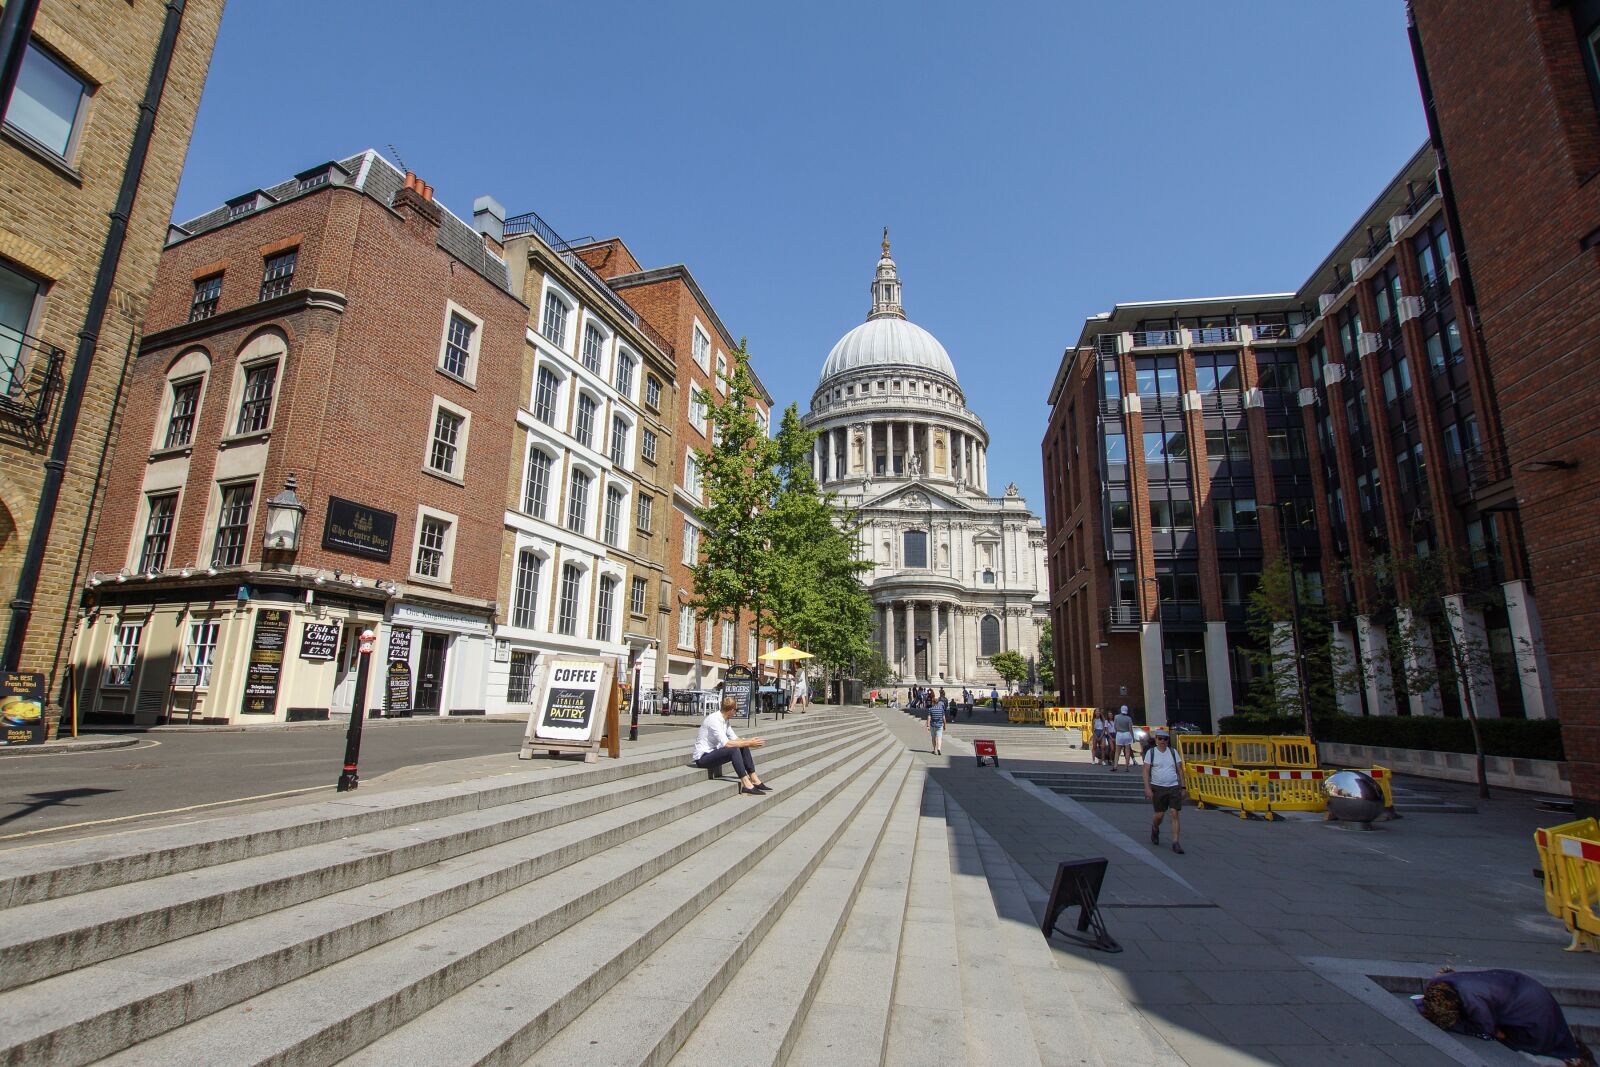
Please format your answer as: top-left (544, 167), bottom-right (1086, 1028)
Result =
top-left (1175, 734), bottom-right (1319, 771)
top-left (1535, 818), bottom-right (1600, 952)
top-left (1183, 761), bottom-right (1394, 821)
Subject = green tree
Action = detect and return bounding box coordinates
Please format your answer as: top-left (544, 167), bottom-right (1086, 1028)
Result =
top-left (990, 650), bottom-right (1029, 691)
top-left (690, 342), bottom-right (779, 651)
top-left (1239, 557), bottom-right (1356, 738)
top-left (1037, 620), bottom-right (1056, 694)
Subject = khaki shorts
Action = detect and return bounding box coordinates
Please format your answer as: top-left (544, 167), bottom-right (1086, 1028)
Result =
top-left (1150, 784), bottom-right (1183, 812)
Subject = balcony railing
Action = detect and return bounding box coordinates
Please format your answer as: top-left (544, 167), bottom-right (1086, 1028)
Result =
top-left (1130, 329), bottom-right (1180, 349)
top-left (1421, 272), bottom-right (1452, 312)
top-left (1405, 178), bottom-right (1440, 219)
top-left (1190, 326), bottom-right (1240, 346)
top-left (503, 207), bottom-right (569, 250)
top-left (1465, 445), bottom-right (1510, 491)
top-left (0, 325), bottom-right (65, 430)
top-left (1252, 322), bottom-right (1306, 343)
top-left (1106, 603), bottom-right (1141, 631)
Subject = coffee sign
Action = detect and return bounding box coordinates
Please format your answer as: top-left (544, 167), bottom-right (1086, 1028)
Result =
top-left (322, 496), bottom-right (396, 562)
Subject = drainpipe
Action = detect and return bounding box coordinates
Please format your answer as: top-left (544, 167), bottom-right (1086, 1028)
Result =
top-left (0, 0), bottom-right (42, 117)
top-left (3, 0), bottom-right (190, 673)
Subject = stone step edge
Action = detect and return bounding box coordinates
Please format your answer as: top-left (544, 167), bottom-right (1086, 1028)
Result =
top-left (392, 744), bottom-right (912, 1067)
top-left (671, 759), bottom-right (926, 1067)
top-left (0, 715), bottom-right (874, 909)
top-left (87, 739), bottom-right (899, 1067)
top-left (0, 726), bottom-right (874, 1020)
top-left (0, 735), bottom-right (888, 1067)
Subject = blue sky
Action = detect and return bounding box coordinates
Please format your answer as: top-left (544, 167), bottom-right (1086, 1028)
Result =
top-left (172, 1), bottom-right (1426, 507)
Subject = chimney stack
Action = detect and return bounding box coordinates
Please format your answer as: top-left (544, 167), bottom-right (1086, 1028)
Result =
top-left (473, 195), bottom-right (506, 251)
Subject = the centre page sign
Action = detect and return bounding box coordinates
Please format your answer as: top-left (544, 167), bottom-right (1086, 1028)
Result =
top-left (533, 658), bottom-right (607, 742)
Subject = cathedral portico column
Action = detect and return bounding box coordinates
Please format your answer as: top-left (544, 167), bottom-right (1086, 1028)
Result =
top-left (930, 601), bottom-right (942, 682)
top-left (899, 601), bottom-right (912, 679)
top-left (882, 602), bottom-right (893, 665)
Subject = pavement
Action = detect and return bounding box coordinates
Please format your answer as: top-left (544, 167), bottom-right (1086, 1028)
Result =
top-left (875, 706), bottom-right (1586, 1066)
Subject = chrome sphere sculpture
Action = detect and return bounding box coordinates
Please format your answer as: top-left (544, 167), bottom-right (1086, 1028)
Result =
top-left (1324, 769), bottom-right (1385, 828)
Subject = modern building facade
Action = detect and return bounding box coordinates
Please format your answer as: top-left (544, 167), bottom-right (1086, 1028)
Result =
top-left (73, 152), bottom-right (528, 724)
top-left (0, 0), bottom-right (223, 734)
top-left (1045, 145), bottom-right (1551, 730)
top-left (808, 237), bottom-right (1047, 689)
top-left (1407, 1), bottom-right (1600, 809)
top-left (485, 206), bottom-right (678, 710)
top-left (573, 239), bottom-right (772, 693)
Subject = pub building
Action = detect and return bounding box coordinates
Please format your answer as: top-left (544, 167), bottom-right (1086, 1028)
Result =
top-left (69, 152), bottom-right (529, 724)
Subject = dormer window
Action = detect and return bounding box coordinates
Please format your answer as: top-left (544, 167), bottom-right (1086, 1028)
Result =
top-left (226, 190), bottom-right (273, 220)
top-left (294, 161), bottom-right (348, 193)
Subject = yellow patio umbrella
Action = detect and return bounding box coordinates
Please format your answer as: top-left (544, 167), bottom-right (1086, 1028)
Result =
top-left (758, 645), bottom-right (815, 662)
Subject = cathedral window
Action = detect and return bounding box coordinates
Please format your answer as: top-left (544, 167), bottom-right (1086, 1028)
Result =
top-left (903, 530), bottom-right (928, 568)
top-left (980, 614), bottom-right (1001, 656)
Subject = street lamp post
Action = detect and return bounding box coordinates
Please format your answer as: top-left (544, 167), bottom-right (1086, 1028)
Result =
top-left (336, 629), bottom-right (377, 791)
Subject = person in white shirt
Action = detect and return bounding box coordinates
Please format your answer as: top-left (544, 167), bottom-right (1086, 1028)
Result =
top-left (1142, 728), bottom-right (1185, 854)
top-left (693, 696), bottom-right (770, 795)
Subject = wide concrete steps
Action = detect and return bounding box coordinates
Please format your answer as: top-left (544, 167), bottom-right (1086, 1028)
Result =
top-left (1011, 767), bottom-right (1148, 804)
top-left (0, 713), bottom-right (878, 1067)
top-left (2, 707), bottom-right (1169, 1066)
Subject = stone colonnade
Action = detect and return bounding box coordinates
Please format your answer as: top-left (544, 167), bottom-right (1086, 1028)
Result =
top-left (878, 599), bottom-right (967, 684)
top-left (813, 421), bottom-right (986, 492)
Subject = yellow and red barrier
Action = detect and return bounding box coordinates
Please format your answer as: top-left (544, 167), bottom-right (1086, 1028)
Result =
top-left (1535, 818), bottom-right (1600, 952)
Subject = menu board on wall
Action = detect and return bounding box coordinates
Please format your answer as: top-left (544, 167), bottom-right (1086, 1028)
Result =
top-left (0, 672), bottom-right (46, 745)
top-left (386, 660), bottom-right (412, 716)
top-left (299, 622), bottom-right (339, 661)
top-left (240, 609), bottom-right (289, 715)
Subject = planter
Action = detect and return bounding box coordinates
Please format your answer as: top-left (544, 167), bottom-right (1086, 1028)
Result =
top-left (1318, 740), bottom-right (1569, 796)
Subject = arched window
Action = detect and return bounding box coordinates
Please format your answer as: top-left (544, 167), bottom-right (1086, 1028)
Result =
top-left (512, 550), bottom-right (542, 628)
top-left (980, 614), bottom-right (1001, 657)
top-left (523, 447), bottom-right (553, 518)
top-left (903, 529), bottom-right (927, 568)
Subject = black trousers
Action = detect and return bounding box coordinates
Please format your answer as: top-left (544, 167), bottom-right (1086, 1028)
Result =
top-left (695, 746), bottom-right (755, 777)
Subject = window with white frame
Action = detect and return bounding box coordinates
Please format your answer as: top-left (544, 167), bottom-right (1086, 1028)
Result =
top-left (190, 274), bottom-right (222, 322)
top-left (0, 259), bottom-right (42, 396)
top-left (630, 576), bottom-right (647, 616)
top-left (602, 486), bottom-right (625, 547)
top-left (704, 618), bottom-right (715, 651)
top-left (614, 351), bottom-right (635, 395)
top-left (5, 42), bottom-right (90, 161)
top-left (574, 393), bottom-right (597, 449)
top-left (689, 390), bottom-right (707, 435)
top-left (138, 493), bottom-right (177, 573)
top-left (678, 604), bottom-right (694, 648)
top-left (609, 415), bottom-right (629, 466)
top-left (508, 651), bottom-right (536, 702)
top-left (635, 493), bottom-right (653, 533)
top-left (595, 575), bottom-right (616, 641)
top-left (581, 322), bottom-right (604, 374)
top-left (556, 562), bottom-right (582, 635)
top-left (534, 366), bottom-right (560, 425)
top-left (720, 621), bottom-right (734, 660)
top-left (645, 375), bottom-right (662, 410)
top-left (512, 550), bottom-right (541, 628)
top-left (681, 521), bottom-right (699, 565)
top-left (566, 468), bottom-right (591, 534)
top-left (523, 446), bottom-right (553, 518)
top-left (181, 619), bottom-right (220, 687)
top-left (439, 306), bottom-right (479, 382)
top-left (683, 451), bottom-right (701, 497)
top-left (748, 634), bottom-right (756, 664)
top-left (105, 620), bottom-right (143, 687)
top-left (641, 428), bottom-right (658, 463)
top-left (715, 352), bottom-right (728, 393)
top-left (541, 290), bottom-right (570, 348)
top-left (164, 378), bottom-right (201, 449)
top-left (412, 509), bottom-right (456, 582)
top-left (692, 325), bottom-right (711, 372)
top-left (259, 249), bottom-right (297, 302)
top-left (234, 362), bottom-right (278, 435)
top-left (211, 481), bottom-right (255, 567)
top-left (427, 400), bottom-right (468, 478)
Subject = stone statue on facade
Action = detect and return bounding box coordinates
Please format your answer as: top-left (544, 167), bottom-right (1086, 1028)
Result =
top-left (1004, 481), bottom-right (1019, 497)
top-left (908, 450), bottom-right (922, 477)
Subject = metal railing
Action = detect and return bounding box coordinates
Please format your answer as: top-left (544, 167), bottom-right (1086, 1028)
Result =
top-left (1106, 603), bottom-right (1141, 630)
top-left (1130, 329), bottom-right (1180, 349)
top-left (1465, 445), bottom-right (1510, 490)
top-left (1421, 272), bottom-right (1451, 311)
top-left (0, 325), bottom-right (65, 429)
top-left (1405, 178), bottom-right (1440, 219)
top-left (1191, 326), bottom-right (1240, 345)
top-left (1252, 322), bottom-right (1306, 343)
top-left (503, 207), bottom-right (568, 249)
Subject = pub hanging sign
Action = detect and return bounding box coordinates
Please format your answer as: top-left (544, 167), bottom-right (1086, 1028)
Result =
top-left (322, 496), bottom-right (396, 563)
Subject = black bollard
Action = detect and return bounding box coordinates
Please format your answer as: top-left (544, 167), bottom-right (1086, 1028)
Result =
top-left (336, 630), bottom-right (376, 792)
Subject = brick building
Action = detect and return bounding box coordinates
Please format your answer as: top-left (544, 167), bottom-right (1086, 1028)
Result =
top-left (73, 152), bottom-right (528, 723)
top-left (479, 204), bottom-right (678, 707)
top-left (573, 239), bottom-right (772, 694)
top-left (0, 0), bottom-right (222, 736)
top-left (1044, 145), bottom-right (1552, 731)
top-left (1407, 0), bottom-right (1600, 810)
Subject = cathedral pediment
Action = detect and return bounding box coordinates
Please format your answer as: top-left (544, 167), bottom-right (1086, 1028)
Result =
top-left (861, 481), bottom-right (970, 513)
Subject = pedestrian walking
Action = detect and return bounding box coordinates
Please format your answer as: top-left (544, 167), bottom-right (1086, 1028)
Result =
top-left (1415, 968), bottom-right (1594, 1065)
top-left (1112, 705), bottom-right (1136, 771)
top-left (927, 695), bottom-right (947, 755)
top-left (1093, 709), bottom-right (1113, 766)
top-left (990, 687), bottom-right (999, 713)
top-left (1142, 728), bottom-right (1184, 853)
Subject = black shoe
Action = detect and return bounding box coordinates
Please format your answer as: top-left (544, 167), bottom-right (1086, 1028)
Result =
top-left (1172, 842), bottom-right (1185, 855)
top-left (1151, 828), bottom-right (1160, 846)
top-left (754, 784), bottom-right (773, 792)
top-left (739, 785), bottom-right (764, 796)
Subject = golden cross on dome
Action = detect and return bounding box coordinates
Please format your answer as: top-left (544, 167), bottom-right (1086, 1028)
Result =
top-left (882, 226), bottom-right (890, 256)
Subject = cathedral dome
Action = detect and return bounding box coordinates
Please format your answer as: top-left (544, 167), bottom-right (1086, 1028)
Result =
top-left (818, 230), bottom-right (958, 386)
top-left (819, 316), bottom-right (957, 384)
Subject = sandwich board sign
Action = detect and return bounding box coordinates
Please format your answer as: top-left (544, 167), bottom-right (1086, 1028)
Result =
top-left (520, 656), bottom-right (620, 762)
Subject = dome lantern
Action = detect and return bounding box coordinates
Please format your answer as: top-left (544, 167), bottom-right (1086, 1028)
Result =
top-left (816, 236), bottom-right (958, 385)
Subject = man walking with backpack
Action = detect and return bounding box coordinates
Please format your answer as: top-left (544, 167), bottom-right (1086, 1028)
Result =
top-left (1143, 728), bottom-right (1185, 854)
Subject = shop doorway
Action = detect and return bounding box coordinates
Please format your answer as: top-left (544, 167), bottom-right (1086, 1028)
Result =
top-left (415, 632), bottom-right (449, 714)
top-left (331, 624), bottom-right (360, 715)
